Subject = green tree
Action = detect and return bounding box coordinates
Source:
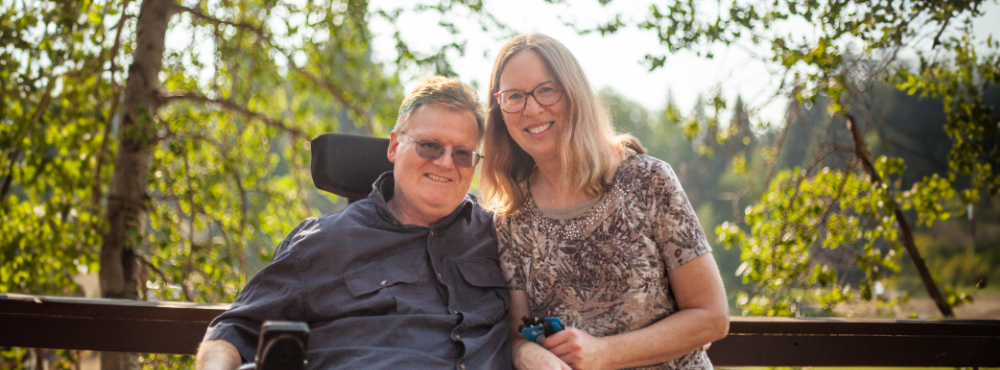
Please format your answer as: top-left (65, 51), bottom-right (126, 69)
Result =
top-left (1, 0), bottom-right (502, 368)
top-left (578, 0), bottom-right (999, 317)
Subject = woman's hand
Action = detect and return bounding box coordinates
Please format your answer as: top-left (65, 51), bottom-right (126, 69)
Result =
top-left (514, 340), bottom-right (572, 370)
top-left (543, 327), bottom-right (610, 370)
top-left (509, 290), bottom-right (571, 370)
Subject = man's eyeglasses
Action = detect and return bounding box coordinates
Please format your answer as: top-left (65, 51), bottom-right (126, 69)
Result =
top-left (493, 81), bottom-right (563, 114)
top-left (403, 134), bottom-right (484, 168)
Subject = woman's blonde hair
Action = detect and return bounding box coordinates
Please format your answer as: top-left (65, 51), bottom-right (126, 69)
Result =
top-left (480, 34), bottom-right (645, 214)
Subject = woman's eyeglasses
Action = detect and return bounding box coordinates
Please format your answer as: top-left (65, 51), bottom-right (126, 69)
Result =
top-left (403, 134), bottom-right (484, 168)
top-left (493, 81), bottom-right (563, 114)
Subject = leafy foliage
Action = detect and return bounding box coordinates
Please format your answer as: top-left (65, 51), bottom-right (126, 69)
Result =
top-left (717, 159), bottom-right (916, 316)
top-left (1, 0), bottom-right (998, 368)
top-left (569, 0), bottom-right (1000, 317)
top-left (1, 0), bottom-right (110, 296)
top-left (1, 0), bottom-right (503, 367)
top-left (894, 30), bottom-right (1000, 199)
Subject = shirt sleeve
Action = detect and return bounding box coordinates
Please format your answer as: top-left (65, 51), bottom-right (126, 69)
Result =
top-left (645, 159), bottom-right (712, 270)
top-left (496, 213), bottom-right (527, 290)
top-left (202, 218), bottom-right (316, 363)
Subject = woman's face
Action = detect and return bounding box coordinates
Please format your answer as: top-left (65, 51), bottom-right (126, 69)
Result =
top-left (498, 49), bottom-right (568, 164)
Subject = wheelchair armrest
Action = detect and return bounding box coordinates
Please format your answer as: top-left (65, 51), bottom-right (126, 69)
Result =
top-left (240, 321), bottom-right (310, 370)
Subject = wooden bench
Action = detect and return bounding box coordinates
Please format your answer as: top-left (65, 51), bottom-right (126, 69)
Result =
top-left (2, 293), bottom-right (998, 366)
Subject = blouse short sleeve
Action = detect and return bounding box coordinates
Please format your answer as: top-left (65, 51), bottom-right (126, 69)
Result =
top-left (643, 158), bottom-right (712, 270)
top-left (496, 213), bottom-right (528, 290)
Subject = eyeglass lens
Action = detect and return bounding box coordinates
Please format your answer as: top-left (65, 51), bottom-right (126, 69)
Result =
top-left (410, 138), bottom-right (480, 168)
top-left (497, 83), bottom-right (561, 113)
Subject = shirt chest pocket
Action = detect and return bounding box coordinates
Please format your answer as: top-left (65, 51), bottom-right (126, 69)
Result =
top-left (343, 264), bottom-right (426, 315)
top-left (456, 257), bottom-right (509, 321)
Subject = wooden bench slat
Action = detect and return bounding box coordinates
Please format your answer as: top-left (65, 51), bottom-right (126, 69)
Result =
top-left (0, 293), bottom-right (227, 322)
top-left (3, 294), bottom-right (999, 366)
top-left (729, 316), bottom-right (1000, 336)
top-left (0, 312), bottom-right (208, 355)
top-left (709, 334), bottom-right (1000, 367)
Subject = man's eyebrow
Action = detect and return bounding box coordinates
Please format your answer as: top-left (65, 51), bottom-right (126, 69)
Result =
top-left (453, 141), bottom-right (477, 151)
top-left (414, 135), bottom-right (476, 151)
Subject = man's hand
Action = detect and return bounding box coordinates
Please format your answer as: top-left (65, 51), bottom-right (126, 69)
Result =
top-left (196, 340), bottom-right (242, 370)
top-left (513, 339), bottom-right (572, 370)
top-left (543, 328), bottom-right (609, 370)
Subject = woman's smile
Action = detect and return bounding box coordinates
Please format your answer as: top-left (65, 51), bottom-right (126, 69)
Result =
top-left (526, 121), bottom-right (554, 135)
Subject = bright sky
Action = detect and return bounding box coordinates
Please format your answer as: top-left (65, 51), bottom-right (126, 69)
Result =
top-left (371, 0), bottom-right (1000, 127)
top-left (160, 0), bottom-right (1000, 128)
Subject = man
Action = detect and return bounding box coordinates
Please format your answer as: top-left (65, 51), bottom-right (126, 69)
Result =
top-left (196, 77), bottom-right (511, 370)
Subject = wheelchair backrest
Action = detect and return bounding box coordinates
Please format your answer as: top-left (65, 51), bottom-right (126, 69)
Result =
top-left (310, 133), bottom-right (393, 203)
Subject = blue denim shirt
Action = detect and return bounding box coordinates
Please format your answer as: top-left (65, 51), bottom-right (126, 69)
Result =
top-left (204, 172), bottom-right (512, 369)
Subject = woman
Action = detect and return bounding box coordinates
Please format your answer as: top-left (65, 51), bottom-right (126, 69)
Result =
top-left (480, 34), bottom-right (730, 370)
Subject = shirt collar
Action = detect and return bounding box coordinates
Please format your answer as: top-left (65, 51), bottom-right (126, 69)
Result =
top-left (369, 171), bottom-right (475, 229)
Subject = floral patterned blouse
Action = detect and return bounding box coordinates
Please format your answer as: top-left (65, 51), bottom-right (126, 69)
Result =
top-left (496, 154), bottom-right (714, 370)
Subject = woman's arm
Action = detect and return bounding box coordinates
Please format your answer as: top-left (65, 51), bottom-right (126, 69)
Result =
top-left (544, 252), bottom-right (729, 370)
top-left (509, 290), bottom-right (572, 370)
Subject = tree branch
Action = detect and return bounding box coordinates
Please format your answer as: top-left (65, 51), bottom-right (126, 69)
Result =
top-left (289, 145), bottom-right (312, 214)
top-left (718, 187), bottom-right (750, 224)
top-left (232, 163), bottom-right (249, 284)
top-left (1, 76), bottom-right (57, 204)
top-left (134, 253), bottom-right (189, 301)
top-left (844, 112), bottom-right (954, 318)
top-left (883, 136), bottom-right (949, 171)
top-left (160, 92), bottom-right (309, 140)
top-left (171, 4), bottom-right (374, 133)
top-left (182, 146), bottom-right (197, 303)
top-left (92, 0), bottom-right (132, 211)
top-left (202, 126), bottom-right (251, 284)
top-left (290, 65), bottom-right (374, 134)
top-left (169, 131), bottom-right (251, 286)
top-left (136, 254), bottom-right (168, 286)
top-left (153, 160), bottom-right (194, 303)
top-left (761, 93), bottom-right (800, 190)
top-left (172, 4), bottom-right (264, 37)
top-left (819, 159), bottom-right (855, 229)
top-left (931, 14), bottom-right (952, 49)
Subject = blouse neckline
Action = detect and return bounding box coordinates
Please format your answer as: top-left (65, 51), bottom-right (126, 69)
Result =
top-left (522, 153), bottom-right (638, 240)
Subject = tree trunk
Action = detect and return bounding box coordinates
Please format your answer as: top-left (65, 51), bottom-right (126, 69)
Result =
top-left (99, 0), bottom-right (174, 369)
top-left (844, 113), bottom-right (955, 318)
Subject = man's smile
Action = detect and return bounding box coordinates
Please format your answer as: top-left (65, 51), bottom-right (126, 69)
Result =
top-left (426, 173), bottom-right (452, 182)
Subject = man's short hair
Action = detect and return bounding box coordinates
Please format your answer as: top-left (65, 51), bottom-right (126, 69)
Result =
top-left (393, 76), bottom-right (486, 141)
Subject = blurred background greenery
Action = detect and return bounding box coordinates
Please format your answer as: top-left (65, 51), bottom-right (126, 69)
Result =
top-left (2, 0), bottom-right (998, 368)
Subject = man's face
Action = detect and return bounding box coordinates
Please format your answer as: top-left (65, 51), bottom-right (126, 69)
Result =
top-left (387, 104), bottom-right (480, 226)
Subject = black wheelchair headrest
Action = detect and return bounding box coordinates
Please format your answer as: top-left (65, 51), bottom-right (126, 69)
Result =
top-left (310, 133), bottom-right (394, 203)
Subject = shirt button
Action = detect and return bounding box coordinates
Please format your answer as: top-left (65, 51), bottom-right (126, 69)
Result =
top-left (460, 363), bottom-right (466, 370)
top-left (454, 334), bottom-right (461, 340)
top-left (453, 310), bottom-right (459, 314)
top-left (430, 231), bottom-right (434, 236)
top-left (437, 273), bottom-right (442, 278)
top-left (380, 279), bottom-right (387, 286)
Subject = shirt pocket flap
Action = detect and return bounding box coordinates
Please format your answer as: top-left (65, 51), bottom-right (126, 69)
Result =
top-left (345, 265), bottom-right (422, 296)
top-left (457, 257), bottom-right (507, 288)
